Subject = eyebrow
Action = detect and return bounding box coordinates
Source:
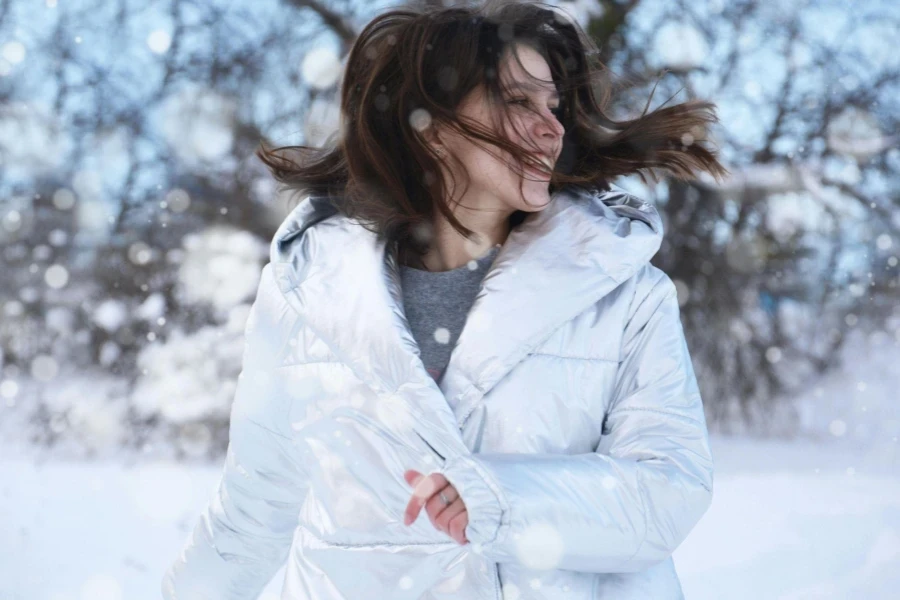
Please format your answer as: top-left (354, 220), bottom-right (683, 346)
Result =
top-left (505, 81), bottom-right (561, 101)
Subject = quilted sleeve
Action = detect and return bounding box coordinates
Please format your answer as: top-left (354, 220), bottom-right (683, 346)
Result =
top-left (162, 264), bottom-right (312, 599)
top-left (438, 265), bottom-right (714, 574)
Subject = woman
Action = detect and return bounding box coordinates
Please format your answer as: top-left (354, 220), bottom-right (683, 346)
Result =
top-left (163, 1), bottom-right (727, 598)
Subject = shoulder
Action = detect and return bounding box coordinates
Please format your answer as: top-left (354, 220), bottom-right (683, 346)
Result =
top-left (616, 263), bottom-right (680, 336)
top-left (268, 188), bottom-right (342, 266)
top-left (267, 196), bottom-right (348, 297)
top-left (632, 263), bottom-right (677, 300)
top-left (240, 263), bottom-right (301, 365)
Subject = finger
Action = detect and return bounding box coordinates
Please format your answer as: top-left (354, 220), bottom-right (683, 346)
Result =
top-left (435, 499), bottom-right (466, 540)
top-left (404, 470), bottom-right (446, 491)
top-left (425, 485), bottom-right (458, 530)
top-left (402, 470), bottom-right (423, 525)
top-left (403, 474), bottom-right (440, 526)
top-left (403, 470), bottom-right (422, 486)
top-left (447, 510), bottom-right (469, 545)
top-left (428, 473), bottom-right (449, 488)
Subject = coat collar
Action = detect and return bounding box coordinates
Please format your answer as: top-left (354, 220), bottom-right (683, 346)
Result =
top-left (269, 186), bottom-right (663, 449)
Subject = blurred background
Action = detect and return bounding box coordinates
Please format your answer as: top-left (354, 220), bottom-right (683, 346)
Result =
top-left (0, 0), bottom-right (898, 598)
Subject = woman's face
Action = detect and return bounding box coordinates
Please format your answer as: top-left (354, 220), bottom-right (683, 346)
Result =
top-left (435, 43), bottom-right (565, 216)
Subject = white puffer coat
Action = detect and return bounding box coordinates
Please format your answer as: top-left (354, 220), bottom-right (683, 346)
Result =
top-left (162, 186), bottom-right (714, 599)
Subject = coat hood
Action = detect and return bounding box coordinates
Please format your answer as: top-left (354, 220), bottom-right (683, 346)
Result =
top-left (267, 185), bottom-right (664, 453)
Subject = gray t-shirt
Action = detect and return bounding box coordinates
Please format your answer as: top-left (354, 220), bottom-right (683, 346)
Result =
top-left (399, 244), bottom-right (501, 383)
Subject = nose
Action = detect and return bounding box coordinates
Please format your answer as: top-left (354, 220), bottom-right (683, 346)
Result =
top-left (534, 107), bottom-right (564, 141)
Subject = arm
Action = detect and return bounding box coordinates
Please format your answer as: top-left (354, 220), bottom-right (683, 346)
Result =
top-left (162, 264), bottom-right (311, 599)
top-left (439, 266), bottom-right (714, 574)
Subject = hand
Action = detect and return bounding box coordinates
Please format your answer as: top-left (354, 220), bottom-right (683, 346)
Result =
top-left (403, 469), bottom-right (469, 545)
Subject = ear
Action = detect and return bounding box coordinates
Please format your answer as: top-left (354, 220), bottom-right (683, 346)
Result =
top-left (419, 116), bottom-right (452, 157)
top-left (422, 128), bottom-right (446, 158)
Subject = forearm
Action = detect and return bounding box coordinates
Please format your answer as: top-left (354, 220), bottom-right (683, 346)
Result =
top-left (441, 445), bottom-right (711, 574)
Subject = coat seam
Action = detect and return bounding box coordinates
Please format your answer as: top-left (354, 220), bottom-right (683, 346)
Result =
top-left (605, 405), bottom-right (704, 427)
top-left (274, 359), bottom-right (343, 370)
top-left (297, 523), bottom-right (459, 549)
top-left (528, 351), bottom-right (618, 362)
top-left (244, 416), bottom-right (292, 442)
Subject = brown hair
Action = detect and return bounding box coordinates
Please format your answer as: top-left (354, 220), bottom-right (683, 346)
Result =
top-left (256, 0), bottom-right (728, 265)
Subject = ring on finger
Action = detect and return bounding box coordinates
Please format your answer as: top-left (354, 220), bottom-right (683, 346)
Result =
top-left (435, 486), bottom-right (457, 507)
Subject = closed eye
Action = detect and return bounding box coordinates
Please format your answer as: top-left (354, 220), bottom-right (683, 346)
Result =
top-left (507, 97), bottom-right (564, 121)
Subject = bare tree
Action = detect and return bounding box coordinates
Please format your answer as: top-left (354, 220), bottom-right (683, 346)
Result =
top-left (1, 0), bottom-right (897, 455)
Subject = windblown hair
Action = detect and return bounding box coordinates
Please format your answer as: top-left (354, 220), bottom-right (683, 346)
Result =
top-left (256, 0), bottom-right (728, 265)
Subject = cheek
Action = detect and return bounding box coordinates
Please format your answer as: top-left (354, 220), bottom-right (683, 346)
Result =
top-left (467, 147), bottom-right (514, 184)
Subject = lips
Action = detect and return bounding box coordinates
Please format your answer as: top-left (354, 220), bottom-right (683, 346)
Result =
top-left (524, 154), bottom-right (554, 180)
top-left (531, 151), bottom-right (556, 173)
top-left (525, 165), bottom-right (550, 179)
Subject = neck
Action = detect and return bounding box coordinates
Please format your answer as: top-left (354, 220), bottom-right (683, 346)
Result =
top-left (406, 207), bottom-right (511, 272)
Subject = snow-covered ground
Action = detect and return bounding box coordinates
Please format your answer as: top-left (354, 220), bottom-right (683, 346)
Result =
top-left (1, 433), bottom-right (898, 600)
